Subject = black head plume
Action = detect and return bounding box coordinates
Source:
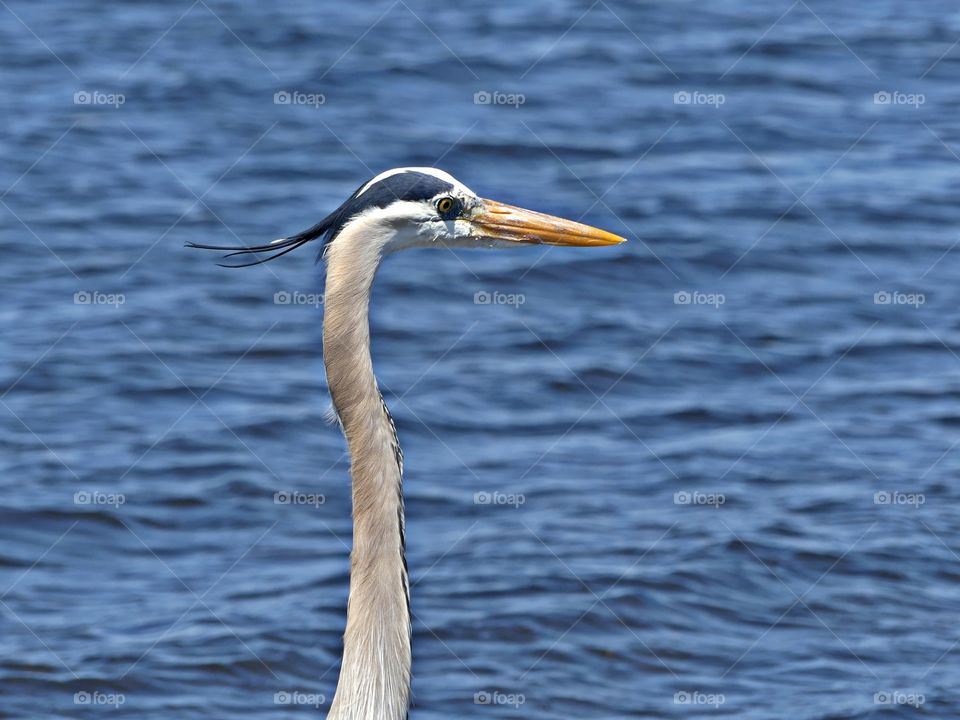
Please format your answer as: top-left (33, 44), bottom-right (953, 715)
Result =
top-left (186, 209), bottom-right (347, 268)
top-left (185, 179), bottom-right (368, 267)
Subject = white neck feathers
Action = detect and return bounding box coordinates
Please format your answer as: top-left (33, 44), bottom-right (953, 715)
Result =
top-left (322, 222), bottom-right (410, 720)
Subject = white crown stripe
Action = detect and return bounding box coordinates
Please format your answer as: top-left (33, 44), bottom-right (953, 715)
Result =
top-left (356, 167), bottom-right (474, 198)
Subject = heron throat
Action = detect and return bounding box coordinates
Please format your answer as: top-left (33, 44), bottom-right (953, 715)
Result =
top-left (322, 225), bottom-right (411, 720)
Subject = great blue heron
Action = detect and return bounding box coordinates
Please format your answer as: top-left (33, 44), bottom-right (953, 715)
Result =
top-left (189, 167), bottom-right (624, 719)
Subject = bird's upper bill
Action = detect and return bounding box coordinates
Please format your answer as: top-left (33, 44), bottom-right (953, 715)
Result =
top-left (470, 199), bottom-right (625, 247)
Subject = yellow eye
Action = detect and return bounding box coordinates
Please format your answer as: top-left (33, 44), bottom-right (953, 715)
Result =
top-left (436, 197), bottom-right (455, 214)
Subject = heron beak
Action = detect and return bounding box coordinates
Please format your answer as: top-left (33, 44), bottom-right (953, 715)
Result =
top-left (471, 199), bottom-right (626, 247)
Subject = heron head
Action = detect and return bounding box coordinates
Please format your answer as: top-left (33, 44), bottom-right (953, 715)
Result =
top-left (188, 167), bottom-right (624, 266)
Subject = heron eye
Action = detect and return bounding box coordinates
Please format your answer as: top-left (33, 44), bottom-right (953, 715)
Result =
top-left (436, 197), bottom-right (456, 215)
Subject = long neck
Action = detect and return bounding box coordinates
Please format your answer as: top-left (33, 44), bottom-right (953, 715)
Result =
top-left (322, 232), bottom-right (410, 720)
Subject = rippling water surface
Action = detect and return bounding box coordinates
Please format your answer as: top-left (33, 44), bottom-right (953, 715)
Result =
top-left (2, 2), bottom-right (959, 718)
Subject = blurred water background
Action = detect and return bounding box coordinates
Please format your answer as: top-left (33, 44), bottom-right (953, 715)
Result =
top-left (1, 1), bottom-right (959, 717)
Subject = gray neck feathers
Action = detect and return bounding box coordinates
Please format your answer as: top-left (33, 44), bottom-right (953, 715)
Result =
top-left (322, 224), bottom-right (411, 720)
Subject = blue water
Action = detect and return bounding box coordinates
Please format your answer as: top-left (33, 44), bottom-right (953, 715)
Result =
top-left (2, 1), bottom-right (959, 717)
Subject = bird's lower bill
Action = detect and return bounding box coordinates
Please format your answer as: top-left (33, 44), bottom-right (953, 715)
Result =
top-left (471, 199), bottom-right (626, 247)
